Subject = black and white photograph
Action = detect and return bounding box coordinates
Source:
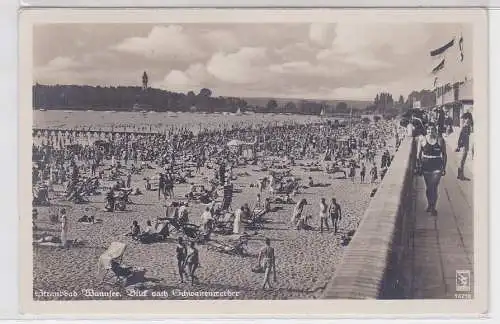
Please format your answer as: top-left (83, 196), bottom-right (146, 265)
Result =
top-left (19, 8), bottom-right (488, 314)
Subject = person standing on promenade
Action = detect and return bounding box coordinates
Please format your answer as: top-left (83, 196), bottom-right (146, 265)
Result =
top-left (456, 109), bottom-right (473, 180)
top-left (435, 106), bottom-right (446, 136)
top-left (319, 198), bottom-right (329, 233)
top-left (417, 124), bottom-right (447, 216)
top-left (456, 117), bottom-right (472, 180)
top-left (258, 238), bottom-right (276, 290)
top-left (329, 198), bottom-right (342, 234)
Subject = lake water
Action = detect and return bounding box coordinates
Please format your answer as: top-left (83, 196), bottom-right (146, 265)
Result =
top-left (33, 110), bottom-right (326, 133)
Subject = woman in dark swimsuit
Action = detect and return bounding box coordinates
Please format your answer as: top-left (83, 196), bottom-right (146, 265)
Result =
top-left (417, 124), bottom-right (447, 216)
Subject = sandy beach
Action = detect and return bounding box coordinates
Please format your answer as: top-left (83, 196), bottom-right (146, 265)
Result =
top-left (33, 156), bottom-right (381, 300)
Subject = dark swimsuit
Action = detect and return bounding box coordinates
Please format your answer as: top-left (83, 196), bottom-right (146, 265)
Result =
top-left (176, 245), bottom-right (186, 262)
top-left (421, 137), bottom-right (443, 172)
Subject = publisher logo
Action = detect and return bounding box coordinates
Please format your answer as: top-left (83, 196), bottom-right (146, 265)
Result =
top-left (456, 270), bottom-right (471, 292)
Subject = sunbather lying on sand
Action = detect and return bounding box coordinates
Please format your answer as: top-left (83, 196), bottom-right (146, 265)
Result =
top-left (78, 215), bottom-right (96, 223)
top-left (34, 235), bottom-right (60, 244)
top-left (272, 195), bottom-right (295, 205)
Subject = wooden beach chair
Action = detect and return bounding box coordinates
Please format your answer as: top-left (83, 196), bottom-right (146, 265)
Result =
top-left (97, 242), bottom-right (131, 285)
top-left (212, 211), bottom-right (234, 235)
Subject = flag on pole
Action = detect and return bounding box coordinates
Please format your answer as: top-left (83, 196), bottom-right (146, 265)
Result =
top-left (459, 34), bottom-right (464, 62)
top-left (430, 38), bottom-right (455, 57)
top-left (432, 58), bottom-right (445, 74)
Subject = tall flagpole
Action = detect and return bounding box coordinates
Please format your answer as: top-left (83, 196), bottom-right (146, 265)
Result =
top-left (349, 107), bottom-right (352, 132)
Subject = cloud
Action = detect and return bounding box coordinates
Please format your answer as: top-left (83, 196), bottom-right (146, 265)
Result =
top-left (309, 23), bottom-right (336, 47)
top-left (206, 47), bottom-right (271, 84)
top-left (269, 61), bottom-right (331, 79)
top-left (321, 24), bottom-right (432, 71)
top-left (202, 30), bottom-right (241, 52)
top-left (156, 63), bottom-right (213, 93)
top-left (275, 42), bottom-right (317, 62)
top-left (111, 25), bottom-right (205, 62)
top-left (34, 23), bottom-right (473, 100)
top-left (45, 56), bottom-right (80, 70)
top-left (161, 70), bottom-right (191, 92)
top-left (34, 56), bottom-right (81, 83)
top-left (35, 54), bottom-right (147, 87)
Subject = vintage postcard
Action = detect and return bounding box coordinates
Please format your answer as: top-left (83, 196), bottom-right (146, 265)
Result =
top-left (19, 8), bottom-right (488, 316)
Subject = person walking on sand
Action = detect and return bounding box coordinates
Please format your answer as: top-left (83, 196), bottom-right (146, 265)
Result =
top-left (255, 193), bottom-right (263, 209)
top-left (233, 206), bottom-right (244, 234)
top-left (349, 163), bottom-right (356, 183)
top-left (166, 172), bottom-right (175, 199)
top-left (370, 164), bottom-right (378, 183)
top-left (201, 207), bottom-right (214, 233)
top-left (60, 208), bottom-right (69, 248)
top-left (329, 198), bottom-right (342, 234)
top-left (126, 172), bottom-right (132, 188)
top-left (291, 199), bottom-right (307, 229)
top-left (258, 238), bottom-right (276, 290)
top-left (319, 198), bottom-right (329, 233)
top-left (360, 163), bottom-right (366, 183)
top-left (185, 241), bottom-right (200, 285)
top-left (158, 173), bottom-right (165, 201)
top-left (175, 237), bottom-right (187, 283)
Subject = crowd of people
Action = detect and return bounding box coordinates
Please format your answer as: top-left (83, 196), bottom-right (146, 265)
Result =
top-left (32, 117), bottom-right (400, 289)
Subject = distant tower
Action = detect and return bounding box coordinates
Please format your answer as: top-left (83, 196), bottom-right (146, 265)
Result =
top-left (142, 71), bottom-right (148, 90)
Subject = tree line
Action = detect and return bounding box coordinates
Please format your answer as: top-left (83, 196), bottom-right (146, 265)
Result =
top-left (33, 83), bottom-right (364, 115)
top-left (33, 84), bottom-right (248, 113)
top-left (365, 90), bottom-right (437, 117)
top-left (33, 83), bottom-right (436, 116)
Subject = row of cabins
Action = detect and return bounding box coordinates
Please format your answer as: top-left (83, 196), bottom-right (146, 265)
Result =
top-left (434, 79), bottom-right (473, 127)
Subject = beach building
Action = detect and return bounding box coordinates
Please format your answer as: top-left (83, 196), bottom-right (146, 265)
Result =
top-left (435, 78), bottom-right (473, 127)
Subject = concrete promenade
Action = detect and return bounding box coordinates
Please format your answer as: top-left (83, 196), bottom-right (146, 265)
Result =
top-left (322, 130), bottom-right (475, 300)
top-left (410, 129), bottom-right (474, 298)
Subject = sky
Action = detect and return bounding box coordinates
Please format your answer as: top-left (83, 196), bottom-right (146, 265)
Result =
top-left (33, 23), bottom-right (473, 101)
